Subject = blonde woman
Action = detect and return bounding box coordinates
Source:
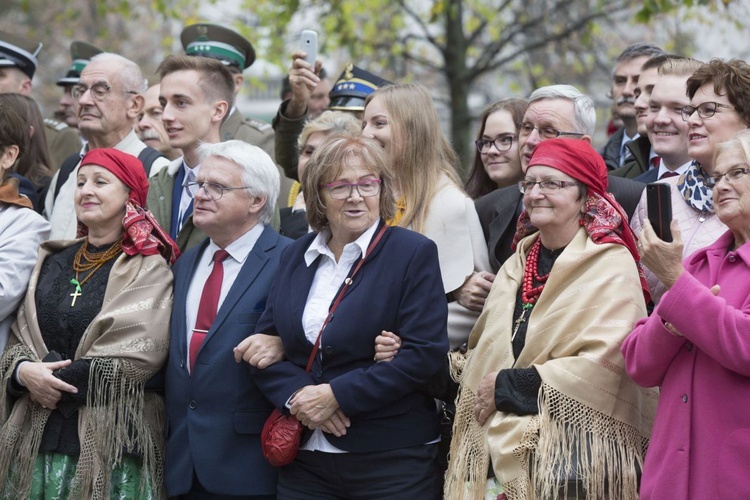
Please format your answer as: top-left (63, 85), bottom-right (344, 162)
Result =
top-left (363, 83), bottom-right (491, 348)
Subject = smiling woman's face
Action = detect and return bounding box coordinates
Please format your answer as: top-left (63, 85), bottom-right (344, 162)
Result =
top-left (712, 146), bottom-right (750, 241)
top-left (480, 109), bottom-right (522, 188)
top-left (362, 96), bottom-right (393, 155)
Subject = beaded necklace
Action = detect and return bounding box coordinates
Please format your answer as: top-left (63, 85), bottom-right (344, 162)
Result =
top-left (512, 238), bottom-right (550, 341)
top-left (69, 239), bottom-right (122, 307)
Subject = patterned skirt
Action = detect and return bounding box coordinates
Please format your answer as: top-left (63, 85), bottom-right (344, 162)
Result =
top-left (22, 452), bottom-right (154, 500)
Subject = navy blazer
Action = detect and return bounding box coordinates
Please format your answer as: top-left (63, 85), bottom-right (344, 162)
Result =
top-left (634, 167), bottom-right (659, 184)
top-left (252, 223), bottom-right (449, 453)
top-left (164, 226), bottom-right (292, 497)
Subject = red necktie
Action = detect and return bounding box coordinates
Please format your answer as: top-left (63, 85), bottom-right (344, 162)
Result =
top-left (189, 249), bottom-right (230, 372)
top-left (651, 157), bottom-right (661, 169)
top-left (659, 171), bottom-right (679, 179)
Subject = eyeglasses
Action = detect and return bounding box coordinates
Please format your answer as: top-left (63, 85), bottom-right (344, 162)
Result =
top-left (186, 181), bottom-right (249, 201)
top-left (321, 179), bottom-right (382, 200)
top-left (71, 82), bottom-right (139, 101)
top-left (475, 135), bottom-right (516, 153)
top-left (680, 102), bottom-right (735, 122)
top-left (705, 167), bottom-right (750, 188)
top-left (518, 179), bottom-right (580, 194)
top-left (517, 122), bottom-right (585, 140)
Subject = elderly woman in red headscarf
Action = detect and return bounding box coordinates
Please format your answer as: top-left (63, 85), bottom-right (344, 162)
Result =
top-left (444, 139), bottom-right (657, 500)
top-left (0, 148), bottom-right (179, 499)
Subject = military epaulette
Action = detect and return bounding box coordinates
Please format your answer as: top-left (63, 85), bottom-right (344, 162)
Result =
top-left (44, 118), bottom-right (68, 131)
top-left (243, 118), bottom-right (272, 132)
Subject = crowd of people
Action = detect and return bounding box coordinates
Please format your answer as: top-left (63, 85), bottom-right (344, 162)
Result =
top-left (0, 23), bottom-right (748, 500)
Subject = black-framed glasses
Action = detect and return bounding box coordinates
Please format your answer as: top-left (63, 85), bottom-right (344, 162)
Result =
top-left (518, 179), bottom-right (580, 194)
top-left (321, 179), bottom-right (381, 200)
top-left (475, 135), bottom-right (516, 153)
top-left (680, 102), bottom-right (735, 122)
top-left (71, 82), bottom-right (139, 101)
top-left (705, 167), bottom-right (750, 188)
top-left (517, 122), bottom-right (585, 140)
top-left (187, 181), bottom-right (249, 200)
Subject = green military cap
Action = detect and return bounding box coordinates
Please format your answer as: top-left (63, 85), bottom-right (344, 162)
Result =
top-left (0, 30), bottom-right (42, 79)
top-left (56, 41), bottom-right (103, 86)
top-left (181, 23), bottom-right (255, 70)
top-left (329, 63), bottom-right (392, 112)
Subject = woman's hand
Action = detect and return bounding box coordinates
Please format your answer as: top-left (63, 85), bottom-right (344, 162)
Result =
top-left (286, 51), bottom-right (323, 118)
top-left (373, 330), bottom-right (401, 362)
top-left (317, 409), bottom-right (351, 437)
top-left (454, 272), bottom-right (495, 312)
top-left (18, 360), bottom-right (78, 410)
top-left (639, 219), bottom-right (685, 289)
top-left (233, 334), bottom-right (285, 368)
top-left (474, 371), bottom-right (498, 425)
top-left (290, 384), bottom-right (339, 428)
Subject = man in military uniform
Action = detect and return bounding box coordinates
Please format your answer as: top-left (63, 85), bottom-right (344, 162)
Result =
top-left (0, 30), bottom-right (82, 170)
top-left (180, 22), bottom-right (294, 214)
top-left (273, 59), bottom-right (390, 181)
top-left (55, 41), bottom-right (102, 132)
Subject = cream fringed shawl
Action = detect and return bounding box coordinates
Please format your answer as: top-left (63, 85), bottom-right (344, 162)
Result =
top-left (445, 228), bottom-right (658, 500)
top-left (0, 239), bottom-right (173, 499)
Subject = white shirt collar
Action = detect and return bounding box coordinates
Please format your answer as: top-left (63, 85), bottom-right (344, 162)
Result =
top-left (304, 220), bottom-right (379, 267)
top-left (207, 223), bottom-right (265, 265)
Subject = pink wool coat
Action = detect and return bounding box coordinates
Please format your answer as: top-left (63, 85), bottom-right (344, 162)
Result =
top-left (622, 230), bottom-right (750, 499)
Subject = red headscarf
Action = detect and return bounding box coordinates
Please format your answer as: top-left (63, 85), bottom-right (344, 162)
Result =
top-left (513, 138), bottom-right (649, 302)
top-left (78, 148), bottom-right (180, 265)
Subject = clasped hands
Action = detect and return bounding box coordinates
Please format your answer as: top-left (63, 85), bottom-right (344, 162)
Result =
top-left (18, 359), bottom-right (78, 410)
top-left (290, 384), bottom-right (350, 437)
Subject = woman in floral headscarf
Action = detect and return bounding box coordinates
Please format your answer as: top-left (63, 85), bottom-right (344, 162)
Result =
top-left (445, 138), bottom-right (656, 500)
top-left (0, 148), bottom-right (178, 499)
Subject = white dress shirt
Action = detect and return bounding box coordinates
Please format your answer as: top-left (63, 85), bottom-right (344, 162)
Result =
top-left (298, 220), bottom-right (378, 453)
top-left (184, 223), bottom-right (265, 372)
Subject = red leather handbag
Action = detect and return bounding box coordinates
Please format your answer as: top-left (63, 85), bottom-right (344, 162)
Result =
top-left (261, 408), bottom-right (303, 466)
top-left (260, 225), bottom-right (387, 467)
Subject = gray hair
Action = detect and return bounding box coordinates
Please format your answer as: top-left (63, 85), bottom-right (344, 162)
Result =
top-left (88, 53), bottom-right (144, 94)
top-left (529, 84), bottom-right (596, 136)
top-left (198, 140), bottom-right (280, 224)
top-left (615, 43), bottom-right (666, 66)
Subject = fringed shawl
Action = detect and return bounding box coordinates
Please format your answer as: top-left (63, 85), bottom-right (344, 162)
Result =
top-left (0, 239), bottom-right (173, 499)
top-left (445, 228), bottom-right (658, 500)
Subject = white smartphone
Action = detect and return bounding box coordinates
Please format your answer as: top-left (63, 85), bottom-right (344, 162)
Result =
top-left (299, 30), bottom-right (318, 66)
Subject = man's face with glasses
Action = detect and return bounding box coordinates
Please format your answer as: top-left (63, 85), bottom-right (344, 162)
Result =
top-left (518, 98), bottom-right (591, 170)
top-left (76, 60), bottom-right (141, 144)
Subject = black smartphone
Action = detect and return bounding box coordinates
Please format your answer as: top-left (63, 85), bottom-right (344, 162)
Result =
top-left (646, 183), bottom-right (673, 242)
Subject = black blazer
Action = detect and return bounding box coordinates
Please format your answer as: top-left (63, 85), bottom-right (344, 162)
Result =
top-left (475, 177), bottom-right (645, 273)
top-left (252, 223), bottom-right (449, 453)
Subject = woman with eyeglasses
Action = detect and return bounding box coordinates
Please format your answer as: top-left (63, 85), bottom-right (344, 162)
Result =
top-left (0, 148), bottom-right (178, 498)
top-left (630, 58), bottom-right (750, 303)
top-left (444, 138), bottom-right (655, 499)
top-left (362, 83), bottom-right (491, 348)
top-left (246, 133), bottom-right (449, 498)
top-left (465, 98), bottom-right (529, 199)
top-left (623, 129), bottom-right (750, 499)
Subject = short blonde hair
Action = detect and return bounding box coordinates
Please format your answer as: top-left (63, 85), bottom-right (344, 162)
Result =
top-left (302, 133), bottom-right (396, 232)
top-left (298, 110), bottom-right (361, 151)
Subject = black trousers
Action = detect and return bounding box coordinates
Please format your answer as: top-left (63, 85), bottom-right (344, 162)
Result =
top-left (277, 444), bottom-right (440, 499)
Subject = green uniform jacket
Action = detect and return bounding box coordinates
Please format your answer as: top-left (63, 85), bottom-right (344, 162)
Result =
top-left (147, 158), bottom-right (207, 253)
top-left (44, 119), bottom-right (82, 171)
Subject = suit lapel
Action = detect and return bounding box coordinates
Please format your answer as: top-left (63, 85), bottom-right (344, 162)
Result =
top-left (202, 227), bottom-right (275, 346)
top-left (488, 189), bottom-right (522, 268)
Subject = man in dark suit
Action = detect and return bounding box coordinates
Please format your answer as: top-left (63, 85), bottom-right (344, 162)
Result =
top-left (165, 140), bottom-right (292, 499)
top-left (476, 84), bottom-right (646, 272)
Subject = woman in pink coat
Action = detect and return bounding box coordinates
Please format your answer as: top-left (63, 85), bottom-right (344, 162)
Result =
top-left (622, 130), bottom-right (750, 499)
